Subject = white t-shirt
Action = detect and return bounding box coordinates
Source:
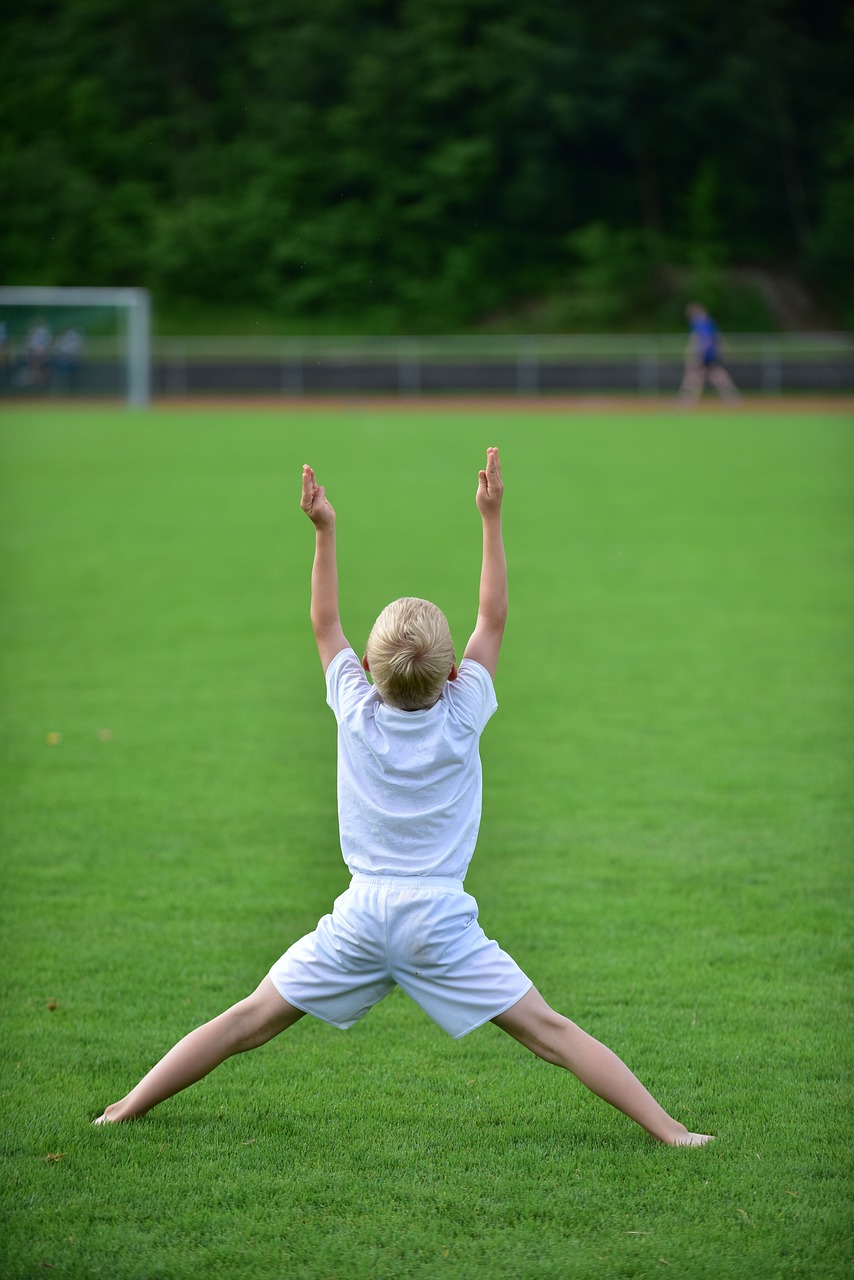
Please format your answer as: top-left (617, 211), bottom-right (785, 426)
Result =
top-left (325, 647), bottom-right (498, 880)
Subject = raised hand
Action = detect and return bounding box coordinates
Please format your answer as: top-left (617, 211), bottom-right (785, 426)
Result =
top-left (301, 464), bottom-right (336, 528)
top-left (463, 447), bottom-right (507, 679)
top-left (475, 447), bottom-right (503, 518)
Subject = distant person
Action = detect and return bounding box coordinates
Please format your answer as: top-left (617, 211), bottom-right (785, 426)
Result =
top-left (0, 321), bottom-right (8, 386)
top-left (678, 302), bottom-right (740, 405)
top-left (25, 319), bottom-right (53, 387)
top-left (53, 327), bottom-right (84, 392)
top-left (95, 450), bottom-right (713, 1148)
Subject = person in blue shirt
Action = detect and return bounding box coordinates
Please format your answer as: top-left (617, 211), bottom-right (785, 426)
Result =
top-left (679, 302), bottom-right (740, 404)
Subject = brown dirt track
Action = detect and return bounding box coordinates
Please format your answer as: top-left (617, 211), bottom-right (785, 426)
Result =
top-left (149, 395), bottom-right (854, 414)
top-left (5, 395), bottom-right (853, 414)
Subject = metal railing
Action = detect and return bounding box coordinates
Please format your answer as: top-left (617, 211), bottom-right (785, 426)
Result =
top-left (2, 332), bottom-right (851, 398)
top-left (149, 332), bottom-right (853, 396)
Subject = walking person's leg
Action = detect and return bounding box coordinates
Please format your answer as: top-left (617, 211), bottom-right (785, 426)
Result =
top-left (708, 363), bottom-right (740, 402)
top-left (678, 356), bottom-right (704, 404)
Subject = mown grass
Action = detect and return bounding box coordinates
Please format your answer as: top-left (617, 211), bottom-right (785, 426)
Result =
top-left (1, 403), bottom-right (852, 1279)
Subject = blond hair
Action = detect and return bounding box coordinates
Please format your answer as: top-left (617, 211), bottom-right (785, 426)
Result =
top-left (366, 597), bottom-right (455, 710)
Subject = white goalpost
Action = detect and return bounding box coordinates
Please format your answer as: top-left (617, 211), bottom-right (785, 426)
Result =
top-left (0, 286), bottom-right (151, 407)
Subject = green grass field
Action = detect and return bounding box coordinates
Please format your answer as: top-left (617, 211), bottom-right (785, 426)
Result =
top-left (2, 403), bottom-right (852, 1279)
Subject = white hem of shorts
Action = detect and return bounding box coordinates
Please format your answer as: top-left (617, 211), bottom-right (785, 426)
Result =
top-left (449, 979), bottom-right (534, 1039)
top-left (270, 974), bottom-right (535, 1037)
top-left (268, 981), bottom-right (353, 1030)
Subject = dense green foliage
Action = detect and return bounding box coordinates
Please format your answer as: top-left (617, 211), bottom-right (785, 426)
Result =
top-left (2, 405), bottom-right (852, 1278)
top-left (2, 1), bottom-right (853, 329)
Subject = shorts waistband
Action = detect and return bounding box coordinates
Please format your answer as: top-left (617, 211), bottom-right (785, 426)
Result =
top-left (350, 873), bottom-right (464, 892)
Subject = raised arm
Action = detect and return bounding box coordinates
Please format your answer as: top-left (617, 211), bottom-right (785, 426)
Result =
top-left (462, 447), bottom-right (507, 679)
top-left (300, 464), bottom-right (349, 672)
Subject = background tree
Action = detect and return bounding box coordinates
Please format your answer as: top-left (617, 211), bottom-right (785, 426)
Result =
top-left (1, 0), bottom-right (850, 330)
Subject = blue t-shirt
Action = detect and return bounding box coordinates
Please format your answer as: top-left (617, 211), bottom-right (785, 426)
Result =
top-left (690, 314), bottom-right (719, 363)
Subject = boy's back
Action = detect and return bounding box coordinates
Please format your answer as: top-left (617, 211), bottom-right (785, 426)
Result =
top-left (327, 647), bottom-right (497, 879)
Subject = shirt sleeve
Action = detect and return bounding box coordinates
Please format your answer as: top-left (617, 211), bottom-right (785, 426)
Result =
top-left (444, 658), bottom-right (498, 733)
top-left (326, 647), bottom-right (372, 723)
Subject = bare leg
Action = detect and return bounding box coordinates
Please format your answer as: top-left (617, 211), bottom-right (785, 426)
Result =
top-left (94, 977), bottom-right (305, 1123)
top-left (492, 987), bottom-right (713, 1146)
top-left (708, 364), bottom-right (740, 402)
top-left (678, 359), bottom-right (704, 404)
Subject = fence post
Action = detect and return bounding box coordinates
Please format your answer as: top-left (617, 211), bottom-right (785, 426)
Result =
top-left (398, 344), bottom-right (421, 395)
top-left (516, 341), bottom-right (539, 394)
top-left (761, 339), bottom-right (782, 394)
top-left (281, 347), bottom-right (303, 395)
top-left (637, 341), bottom-right (660, 394)
top-left (167, 342), bottom-right (187, 396)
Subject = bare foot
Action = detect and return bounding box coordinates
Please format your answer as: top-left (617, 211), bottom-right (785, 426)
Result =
top-left (92, 1102), bottom-right (128, 1125)
top-left (672, 1131), bottom-right (714, 1147)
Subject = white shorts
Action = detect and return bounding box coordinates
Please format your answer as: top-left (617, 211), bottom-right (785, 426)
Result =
top-left (268, 875), bottom-right (532, 1039)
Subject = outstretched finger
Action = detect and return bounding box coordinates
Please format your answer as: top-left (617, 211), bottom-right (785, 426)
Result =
top-left (301, 465), bottom-right (317, 509)
top-left (489, 448), bottom-right (504, 487)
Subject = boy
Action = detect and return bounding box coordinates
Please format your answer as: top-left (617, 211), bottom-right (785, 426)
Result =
top-left (95, 449), bottom-right (712, 1147)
